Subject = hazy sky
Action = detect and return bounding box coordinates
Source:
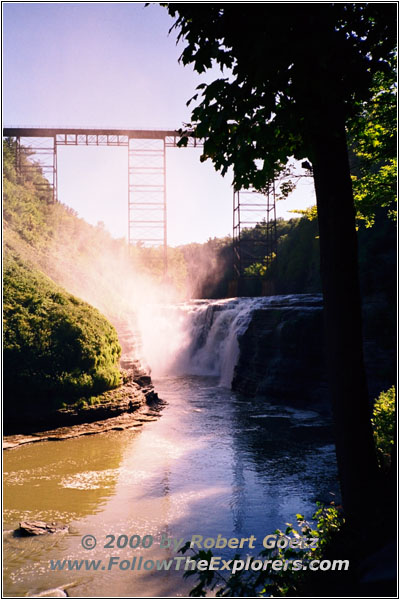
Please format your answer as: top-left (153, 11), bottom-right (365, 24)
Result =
top-left (3, 3), bottom-right (316, 245)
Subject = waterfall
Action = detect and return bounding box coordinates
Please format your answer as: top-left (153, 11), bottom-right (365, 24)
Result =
top-left (136, 295), bottom-right (322, 387)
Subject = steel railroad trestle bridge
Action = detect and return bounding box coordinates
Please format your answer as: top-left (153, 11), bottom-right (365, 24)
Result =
top-left (3, 126), bottom-right (276, 280)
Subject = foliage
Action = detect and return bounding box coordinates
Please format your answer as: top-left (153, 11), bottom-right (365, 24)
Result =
top-left (349, 57), bottom-right (397, 226)
top-left (290, 206), bottom-right (318, 222)
top-left (179, 235), bottom-right (233, 298)
top-left (164, 4), bottom-right (396, 190)
top-left (357, 207), bottom-right (397, 304)
top-left (2, 141), bottom-right (130, 407)
top-left (243, 251), bottom-right (276, 278)
top-left (176, 208), bottom-right (395, 300)
top-left (292, 64), bottom-right (397, 229)
top-left (266, 219), bottom-right (321, 294)
top-left (180, 504), bottom-right (343, 597)
top-left (3, 142), bottom-right (125, 411)
top-left (131, 244), bottom-right (188, 295)
top-left (3, 140), bottom-right (54, 246)
top-left (371, 386), bottom-right (396, 470)
top-left (3, 140), bottom-right (190, 301)
top-left (177, 217), bottom-right (321, 297)
top-left (3, 252), bottom-right (121, 410)
top-left (234, 217), bottom-right (321, 292)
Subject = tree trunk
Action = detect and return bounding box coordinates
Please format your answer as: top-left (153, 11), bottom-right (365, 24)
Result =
top-left (310, 109), bottom-right (379, 524)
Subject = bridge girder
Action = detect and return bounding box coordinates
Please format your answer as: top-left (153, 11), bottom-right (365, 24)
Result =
top-left (3, 127), bottom-right (276, 285)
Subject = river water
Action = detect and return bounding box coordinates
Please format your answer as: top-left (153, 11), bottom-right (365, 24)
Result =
top-left (4, 296), bottom-right (339, 597)
top-left (4, 376), bottom-right (338, 597)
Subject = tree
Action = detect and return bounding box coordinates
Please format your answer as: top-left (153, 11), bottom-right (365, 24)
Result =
top-left (349, 56), bottom-right (397, 226)
top-left (162, 3), bottom-right (397, 523)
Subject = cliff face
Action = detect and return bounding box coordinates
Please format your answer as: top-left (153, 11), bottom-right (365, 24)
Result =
top-left (232, 295), bottom-right (395, 409)
top-left (232, 297), bottom-right (328, 408)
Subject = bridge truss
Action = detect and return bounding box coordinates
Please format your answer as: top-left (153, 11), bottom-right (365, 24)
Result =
top-left (233, 185), bottom-right (277, 279)
top-left (3, 127), bottom-right (276, 283)
top-left (3, 127), bottom-right (199, 274)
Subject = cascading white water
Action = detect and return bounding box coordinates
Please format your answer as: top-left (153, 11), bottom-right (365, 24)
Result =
top-left (136, 294), bottom-right (322, 388)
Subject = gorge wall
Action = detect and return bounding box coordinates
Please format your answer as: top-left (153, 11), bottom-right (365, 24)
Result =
top-left (232, 296), bottom-right (328, 408)
top-left (232, 294), bottom-right (395, 410)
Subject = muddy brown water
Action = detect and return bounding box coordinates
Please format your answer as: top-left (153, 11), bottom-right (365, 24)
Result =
top-left (3, 376), bottom-right (339, 597)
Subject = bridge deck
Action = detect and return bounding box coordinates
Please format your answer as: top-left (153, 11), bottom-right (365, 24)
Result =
top-left (3, 127), bottom-right (178, 139)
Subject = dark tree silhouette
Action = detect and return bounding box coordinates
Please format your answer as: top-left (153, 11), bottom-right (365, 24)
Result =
top-left (163, 3), bottom-right (397, 522)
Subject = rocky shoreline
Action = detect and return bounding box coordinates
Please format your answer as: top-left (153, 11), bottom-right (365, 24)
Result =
top-left (3, 363), bottom-right (165, 450)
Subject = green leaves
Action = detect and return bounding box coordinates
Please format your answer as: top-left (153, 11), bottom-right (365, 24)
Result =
top-left (178, 504), bottom-right (344, 597)
top-left (348, 55), bottom-right (397, 226)
top-left (3, 253), bottom-right (121, 409)
top-left (371, 386), bottom-right (396, 470)
top-left (163, 3), bottom-right (396, 208)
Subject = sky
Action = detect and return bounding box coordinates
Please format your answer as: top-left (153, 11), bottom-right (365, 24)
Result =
top-left (3, 3), bottom-right (316, 246)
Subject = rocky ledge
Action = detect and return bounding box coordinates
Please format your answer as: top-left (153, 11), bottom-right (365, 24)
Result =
top-left (232, 297), bottom-right (328, 408)
top-left (3, 364), bottom-right (165, 449)
top-left (232, 294), bottom-right (396, 408)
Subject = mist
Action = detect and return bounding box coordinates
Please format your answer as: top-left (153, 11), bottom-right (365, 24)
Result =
top-left (40, 210), bottom-right (186, 375)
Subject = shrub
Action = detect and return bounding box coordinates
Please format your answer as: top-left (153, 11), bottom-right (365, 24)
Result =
top-left (180, 503), bottom-right (343, 597)
top-left (371, 385), bottom-right (396, 469)
top-left (3, 253), bottom-right (121, 412)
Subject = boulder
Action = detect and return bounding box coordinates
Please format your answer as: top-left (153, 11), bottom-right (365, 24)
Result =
top-left (18, 520), bottom-right (68, 536)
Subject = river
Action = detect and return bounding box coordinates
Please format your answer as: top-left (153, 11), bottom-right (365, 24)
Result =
top-left (4, 377), bottom-right (338, 597)
top-left (4, 296), bottom-right (339, 597)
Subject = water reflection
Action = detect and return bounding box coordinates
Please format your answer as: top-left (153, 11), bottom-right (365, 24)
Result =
top-left (4, 430), bottom-right (132, 527)
top-left (3, 376), bottom-right (339, 597)
top-left (230, 397), bottom-right (339, 504)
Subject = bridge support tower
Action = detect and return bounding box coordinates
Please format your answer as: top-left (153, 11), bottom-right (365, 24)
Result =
top-left (233, 184), bottom-right (277, 293)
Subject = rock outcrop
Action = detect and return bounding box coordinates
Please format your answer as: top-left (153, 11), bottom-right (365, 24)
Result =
top-left (232, 294), bottom-right (395, 408)
top-left (4, 367), bottom-right (160, 436)
top-left (18, 521), bottom-right (68, 536)
top-left (232, 296), bottom-right (329, 408)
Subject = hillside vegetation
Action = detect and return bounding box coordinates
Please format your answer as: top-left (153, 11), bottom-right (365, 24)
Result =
top-left (3, 141), bottom-right (125, 413)
top-left (4, 252), bottom-right (121, 411)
